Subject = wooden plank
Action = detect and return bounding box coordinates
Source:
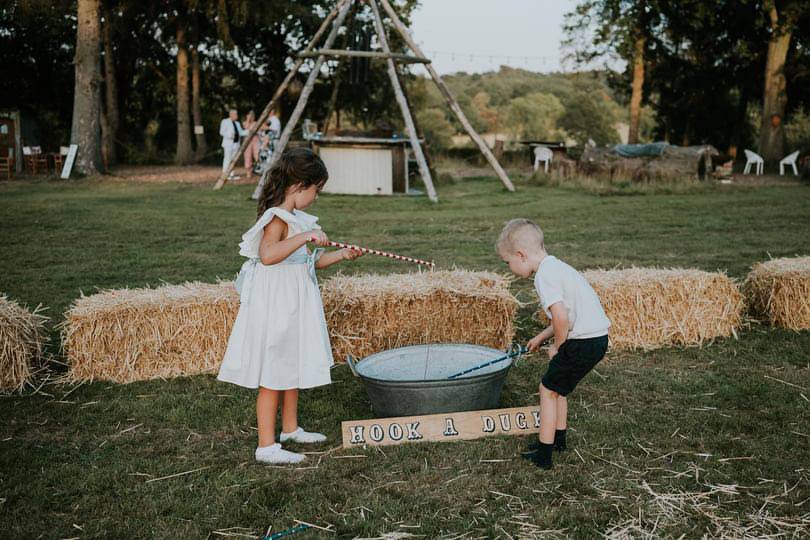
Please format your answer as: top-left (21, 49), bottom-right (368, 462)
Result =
top-left (314, 135), bottom-right (418, 145)
top-left (391, 144), bottom-right (405, 193)
top-left (298, 49), bottom-right (431, 64)
top-left (377, 0), bottom-right (515, 193)
top-left (251, 0), bottom-right (355, 200)
top-left (213, 0), bottom-right (349, 190)
top-left (319, 146), bottom-right (393, 195)
top-left (341, 405), bottom-right (541, 448)
top-left (60, 144), bottom-right (78, 179)
top-left (368, 0), bottom-right (437, 202)
top-left (316, 143), bottom-right (392, 150)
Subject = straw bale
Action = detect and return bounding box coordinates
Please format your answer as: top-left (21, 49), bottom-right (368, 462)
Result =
top-left (63, 271), bottom-right (518, 383)
top-left (321, 270), bottom-right (519, 361)
top-left (537, 267), bottom-right (744, 350)
top-left (62, 282), bottom-right (239, 383)
top-left (0, 294), bottom-right (48, 391)
top-left (744, 256), bottom-right (810, 330)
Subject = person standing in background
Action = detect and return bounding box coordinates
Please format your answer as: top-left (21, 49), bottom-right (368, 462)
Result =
top-left (267, 107), bottom-right (282, 142)
top-left (243, 110), bottom-right (260, 180)
top-left (220, 108), bottom-right (245, 180)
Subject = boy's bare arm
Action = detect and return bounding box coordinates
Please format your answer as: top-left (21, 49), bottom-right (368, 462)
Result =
top-left (548, 302), bottom-right (570, 356)
top-left (527, 325), bottom-right (555, 351)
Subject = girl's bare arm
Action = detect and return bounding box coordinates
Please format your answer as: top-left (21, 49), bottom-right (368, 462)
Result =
top-left (315, 248), bottom-right (362, 269)
top-left (258, 219), bottom-right (309, 265)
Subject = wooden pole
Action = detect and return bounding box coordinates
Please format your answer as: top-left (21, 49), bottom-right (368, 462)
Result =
top-left (377, 0), bottom-right (515, 192)
top-left (251, 0), bottom-right (354, 200)
top-left (213, 0), bottom-right (349, 190)
top-left (395, 63), bottom-right (437, 182)
top-left (368, 0), bottom-right (437, 202)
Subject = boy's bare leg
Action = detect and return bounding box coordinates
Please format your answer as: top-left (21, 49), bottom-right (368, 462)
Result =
top-left (280, 389), bottom-right (299, 433)
top-left (539, 384), bottom-right (557, 444)
top-left (556, 396), bottom-right (567, 430)
top-left (257, 387), bottom-right (280, 447)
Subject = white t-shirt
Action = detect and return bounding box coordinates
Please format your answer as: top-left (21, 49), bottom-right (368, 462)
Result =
top-left (268, 115), bottom-right (281, 137)
top-left (534, 255), bottom-right (610, 339)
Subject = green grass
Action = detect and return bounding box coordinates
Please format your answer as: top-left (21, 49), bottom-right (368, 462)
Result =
top-left (1, 175), bottom-right (809, 538)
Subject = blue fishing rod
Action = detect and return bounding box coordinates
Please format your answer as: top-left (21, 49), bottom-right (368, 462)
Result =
top-left (446, 345), bottom-right (527, 379)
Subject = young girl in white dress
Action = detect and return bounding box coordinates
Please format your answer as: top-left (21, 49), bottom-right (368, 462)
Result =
top-left (218, 148), bottom-right (362, 464)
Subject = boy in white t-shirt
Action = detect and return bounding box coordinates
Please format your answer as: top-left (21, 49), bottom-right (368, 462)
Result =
top-left (497, 219), bottom-right (610, 469)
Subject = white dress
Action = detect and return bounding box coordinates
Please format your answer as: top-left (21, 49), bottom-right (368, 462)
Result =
top-left (217, 207), bottom-right (334, 390)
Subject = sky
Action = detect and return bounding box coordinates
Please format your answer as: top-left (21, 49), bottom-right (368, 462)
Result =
top-left (409, 0), bottom-right (579, 75)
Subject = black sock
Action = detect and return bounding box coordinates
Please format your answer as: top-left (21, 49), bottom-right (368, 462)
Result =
top-left (527, 430), bottom-right (567, 452)
top-left (530, 442), bottom-right (554, 469)
top-left (554, 429), bottom-right (567, 451)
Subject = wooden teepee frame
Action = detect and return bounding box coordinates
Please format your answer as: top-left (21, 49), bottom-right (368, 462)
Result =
top-left (213, 0), bottom-right (515, 202)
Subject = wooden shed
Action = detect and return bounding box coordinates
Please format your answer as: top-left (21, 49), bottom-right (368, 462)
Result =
top-left (312, 136), bottom-right (410, 195)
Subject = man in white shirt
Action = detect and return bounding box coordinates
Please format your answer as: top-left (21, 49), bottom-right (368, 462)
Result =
top-left (497, 218), bottom-right (610, 470)
top-left (219, 109), bottom-right (246, 179)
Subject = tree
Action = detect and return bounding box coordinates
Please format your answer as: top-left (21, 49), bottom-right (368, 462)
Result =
top-left (101, 0), bottom-right (119, 167)
top-left (70, 0), bottom-right (103, 175)
top-left (190, 8), bottom-right (207, 161)
top-left (564, 0), bottom-right (660, 144)
top-left (758, 1), bottom-right (799, 161)
top-left (1, 3), bottom-right (76, 150)
top-left (506, 93), bottom-right (565, 141)
top-left (638, 0), bottom-right (771, 149)
top-left (559, 89), bottom-right (620, 145)
top-left (174, 21), bottom-right (193, 165)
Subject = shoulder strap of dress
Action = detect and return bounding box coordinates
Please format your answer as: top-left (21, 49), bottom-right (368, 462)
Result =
top-left (238, 207), bottom-right (298, 258)
top-left (264, 207), bottom-right (296, 225)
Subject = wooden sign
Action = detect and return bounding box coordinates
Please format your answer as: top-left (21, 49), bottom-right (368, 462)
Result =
top-left (60, 144), bottom-right (78, 179)
top-left (341, 406), bottom-right (540, 448)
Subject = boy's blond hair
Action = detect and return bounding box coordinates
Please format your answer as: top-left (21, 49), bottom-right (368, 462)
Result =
top-left (496, 218), bottom-right (545, 255)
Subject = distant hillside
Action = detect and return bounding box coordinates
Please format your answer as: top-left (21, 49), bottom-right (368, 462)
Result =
top-left (408, 67), bottom-right (653, 151)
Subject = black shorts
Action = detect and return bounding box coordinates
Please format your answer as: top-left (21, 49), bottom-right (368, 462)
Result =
top-left (541, 335), bottom-right (608, 396)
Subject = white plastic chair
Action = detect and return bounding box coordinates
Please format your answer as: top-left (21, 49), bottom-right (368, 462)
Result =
top-left (533, 145), bottom-right (553, 173)
top-left (779, 150), bottom-right (800, 176)
top-left (743, 149), bottom-right (764, 175)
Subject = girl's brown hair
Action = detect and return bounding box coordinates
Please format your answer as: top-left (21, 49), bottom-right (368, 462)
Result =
top-left (257, 148), bottom-right (328, 217)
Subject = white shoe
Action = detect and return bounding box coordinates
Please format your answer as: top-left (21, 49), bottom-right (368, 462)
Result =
top-left (280, 427), bottom-right (327, 444)
top-left (255, 443), bottom-right (305, 464)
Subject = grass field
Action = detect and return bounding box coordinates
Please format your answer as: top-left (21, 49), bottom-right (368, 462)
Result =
top-left (1, 174), bottom-right (809, 538)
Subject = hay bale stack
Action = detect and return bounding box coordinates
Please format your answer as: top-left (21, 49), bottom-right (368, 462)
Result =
top-left (322, 270), bottom-right (518, 360)
top-left (0, 295), bottom-right (48, 391)
top-left (537, 268), bottom-right (744, 350)
top-left (63, 271), bottom-right (518, 383)
top-left (63, 282), bottom-right (239, 383)
top-left (744, 257), bottom-right (810, 330)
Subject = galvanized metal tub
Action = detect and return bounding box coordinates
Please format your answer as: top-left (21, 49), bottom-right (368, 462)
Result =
top-left (350, 343), bottom-right (513, 418)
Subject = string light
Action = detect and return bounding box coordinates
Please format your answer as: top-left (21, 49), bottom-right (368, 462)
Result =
top-left (421, 49), bottom-right (558, 71)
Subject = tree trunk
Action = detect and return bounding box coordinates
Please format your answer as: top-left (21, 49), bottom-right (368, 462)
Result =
top-left (70, 0), bottom-right (103, 175)
top-left (175, 24), bottom-right (194, 165)
top-left (627, 34), bottom-right (645, 144)
top-left (758, 4), bottom-right (792, 162)
top-left (101, 1), bottom-right (118, 167)
top-left (191, 11), bottom-right (207, 162)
